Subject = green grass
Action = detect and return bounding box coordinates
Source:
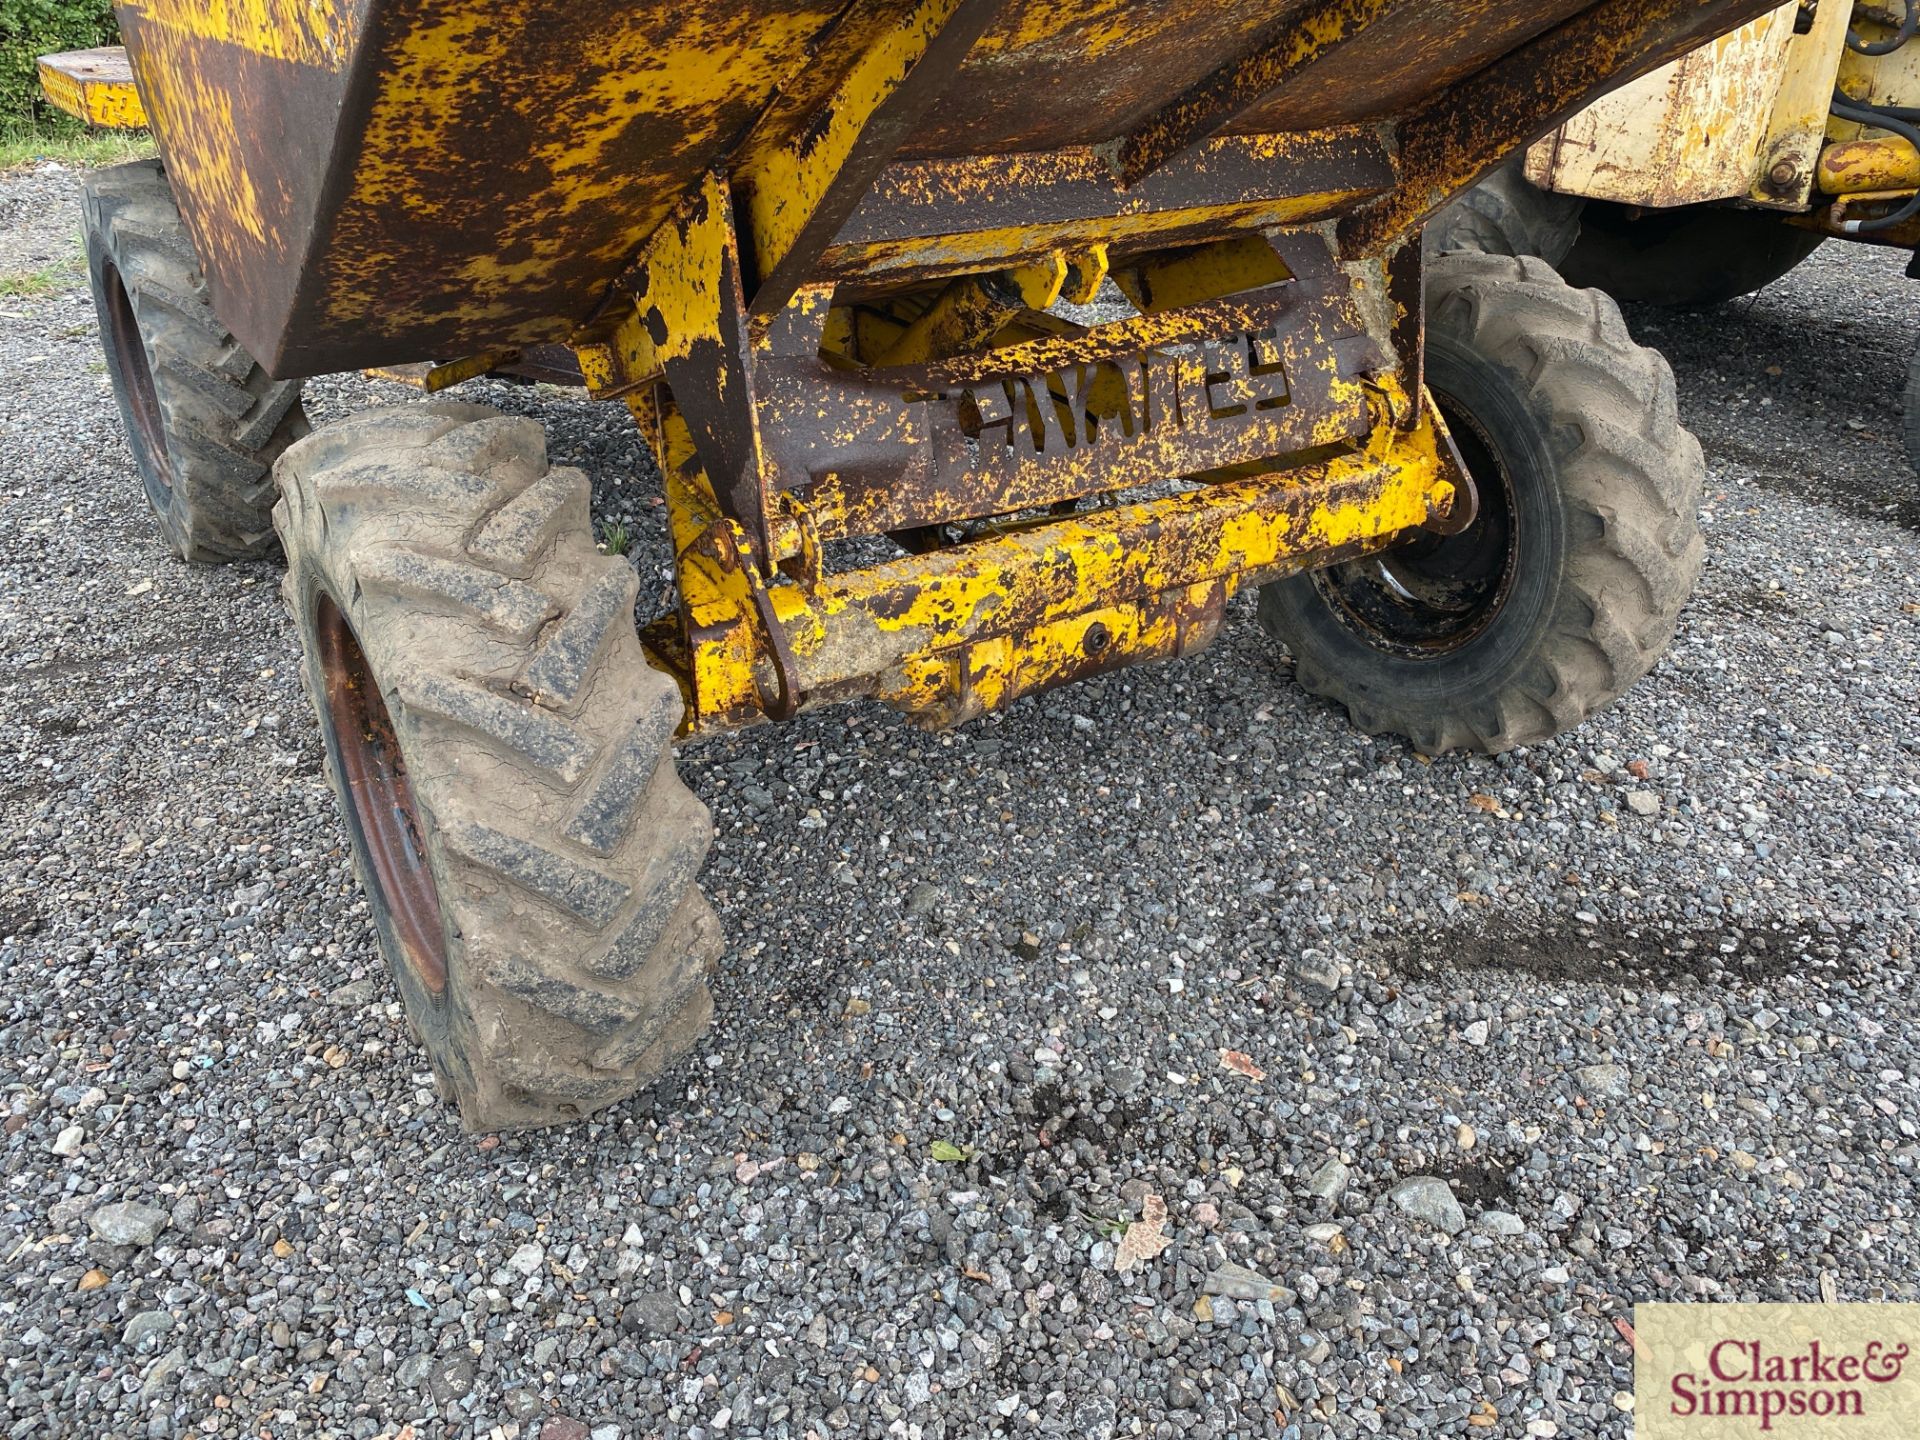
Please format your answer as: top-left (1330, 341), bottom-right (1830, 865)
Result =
top-left (0, 119), bottom-right (152, 172)
top-left (599, 520), bottom-right (631, 557)
top-left (0, 253), bottom-right (83, 298)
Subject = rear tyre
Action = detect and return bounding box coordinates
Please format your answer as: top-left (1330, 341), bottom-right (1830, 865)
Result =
top-left (1559, 200), bottom-right (1825, 308)
top-left (1257, 253), bottom-right (1704, 754)
top-left (275, 404), bottom-right (721, 1129)
top-left (1424, 159), bottom-right (1585, 265)
top-left (82, 159), bottom-right (307, 562)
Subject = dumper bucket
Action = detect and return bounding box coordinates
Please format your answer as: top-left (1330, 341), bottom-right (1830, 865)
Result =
top-left (109, 0), bottom-right (1776, 378)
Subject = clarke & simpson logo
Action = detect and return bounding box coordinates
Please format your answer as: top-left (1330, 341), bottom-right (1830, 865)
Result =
top-left (1670, 1337), bottom-right (1908, 1428)
top-left (1638, 1305), bottom-right (1920, 1438)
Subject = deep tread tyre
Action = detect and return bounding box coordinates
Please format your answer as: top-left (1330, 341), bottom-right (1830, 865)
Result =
top-left (274, 404), bottom-right (720, 1129)
top-left (1559, 200), bottom-right (1824, 308)
top-left (82, 159), bottom-right (307, 562)
top-left (1258, 253), bottom-right (1703, 755)
top-left (1424, 159), bottom-right (1585, 265)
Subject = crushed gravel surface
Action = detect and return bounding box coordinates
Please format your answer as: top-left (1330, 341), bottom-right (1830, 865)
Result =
top-left (2, 162), bottom-right (1918, 1439)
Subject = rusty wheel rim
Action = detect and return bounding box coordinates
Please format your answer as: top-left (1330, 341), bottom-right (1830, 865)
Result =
top-left (313, 593), bottom-right (449, 995)
top-left (1309, 391), bottom-right (1519, 660)
top-left (100, 261), bottom-right (173, 499)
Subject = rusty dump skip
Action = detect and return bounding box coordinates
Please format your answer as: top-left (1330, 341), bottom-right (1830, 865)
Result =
top-left (116, 0), bottom-right (1776, 378)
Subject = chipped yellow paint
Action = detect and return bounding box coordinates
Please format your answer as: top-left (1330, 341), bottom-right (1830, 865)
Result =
top-left (1817, 133), bottom-right (1920, 195)
top-left (134, 48), bottom-right (271, 255)
top-left (649, 380), bottom-right (1453, 732)
top-left (118, 0), bottom-right (363, 69)
top-left (974, 0), bottom-right (1141, 61)
top-left (571, 341), bottom-right (622, 398)
top-left (319, 2), bottom-right (840, 341)
top-left (1118, 0), bottom-right (1405, 176)
top-left (1515, 1), bottom-right (1920, 214)
top-left (820, 190), bottom-right (1371, 281)
top-left (870, 254), bottom-right (1067, 366)
top-left (1008, 253), bottom-right (1070, 310)
top-left (75, 0), bottom-right (1776, 754)
top-left (905, 583), bottom-right (1224, 721)
top-left (580, 222), bottom-right (1312, 404)
top-left (574, 181), bottom-right (789, 400)
top-left (656, 413), bottom-right (776, 725)
top-left (632, 174), bottom-right (734, 370)
top-left (1113, 234), bottom-right (1293, 312)
top-left (1523, 2), bottom-right (1799, 207)
top-left (1059, 245), bottom-right (1110, 305)
top-left (96, 7), bottom-right (353, 358)
top-left (1745, 0), bottom-right (1852, 208)
top-left (1829, 1), bottom-right (1920, 224)
top-left (737, 0), bottom-right (966, 289)
top-left (37, 49), bottom-right (148, 129)
top-left (360, 349), bottom-right (520, 391)
top-left (1836, 4), bottom-right (1920, 116)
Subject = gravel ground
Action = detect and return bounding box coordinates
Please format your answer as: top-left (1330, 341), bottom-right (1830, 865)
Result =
top-left (3, 160), bottom-right (1919, 1440)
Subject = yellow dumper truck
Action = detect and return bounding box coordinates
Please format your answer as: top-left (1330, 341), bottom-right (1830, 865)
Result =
top-left (1430, 0), bottom-right (1920, 462)
top-left (42, 0), bottom-right (1774, 1127)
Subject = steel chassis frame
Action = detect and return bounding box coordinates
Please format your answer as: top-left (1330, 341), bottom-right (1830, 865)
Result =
top-left (559, 0), bottom-right (1766, 735)
top-left (43, 0), bottom-right (1776, 735)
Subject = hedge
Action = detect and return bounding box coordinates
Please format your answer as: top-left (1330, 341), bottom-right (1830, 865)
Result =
top-left (1, 1), bottom-right (119, 130)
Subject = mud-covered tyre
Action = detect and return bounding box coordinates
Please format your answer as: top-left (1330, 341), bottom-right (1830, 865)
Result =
top-left (1258, 253), bottom-right (1703, 754)
top-left (274, 404), bottom-right (721, 1129)
top-left (1559, 200), bottom-right (1824, 308)
top-left (82, 159), bottom-right (307, 562)
top-left (1424, 159), bottom-right (1585, 265)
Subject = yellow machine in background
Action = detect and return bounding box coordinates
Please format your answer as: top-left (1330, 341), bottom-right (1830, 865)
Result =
top-left (1433, 0), bottom-right (1920, 460)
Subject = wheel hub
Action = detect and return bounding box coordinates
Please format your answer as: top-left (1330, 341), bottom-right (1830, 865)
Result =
top-left (1310, 395), bottom-right (1519, 659)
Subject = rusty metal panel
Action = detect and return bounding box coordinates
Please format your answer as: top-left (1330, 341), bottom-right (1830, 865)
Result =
top-left (1523, 3), bottom-right (1798, 207)
top-left (766, 274), bottom-right (1380, 538)
top-left (819, 130), bottom-right (1393, 286)
top-left (116, 4), bottom-right (359, 376)
top-left (1231, 0), bottom-right (1595, 134)
top-left (897, 0), bottom-right (1290, 159)
top-left (118, 0), bottom-right (851, 377)
top-left (659, 390), bottom-right (1459, 731)
top-left (1335, 0), bottom-right (1785, 257)
top-left (897, 0), bottom-right (1583, 159)
top-left (113, 0), bottom-right (1778, 380)
top-left (1744, 0), bottom-right (1850, 208)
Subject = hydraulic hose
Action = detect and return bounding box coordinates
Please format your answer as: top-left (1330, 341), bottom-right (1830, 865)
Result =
top-left (1848, 0), bottom-right (1919, 55)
